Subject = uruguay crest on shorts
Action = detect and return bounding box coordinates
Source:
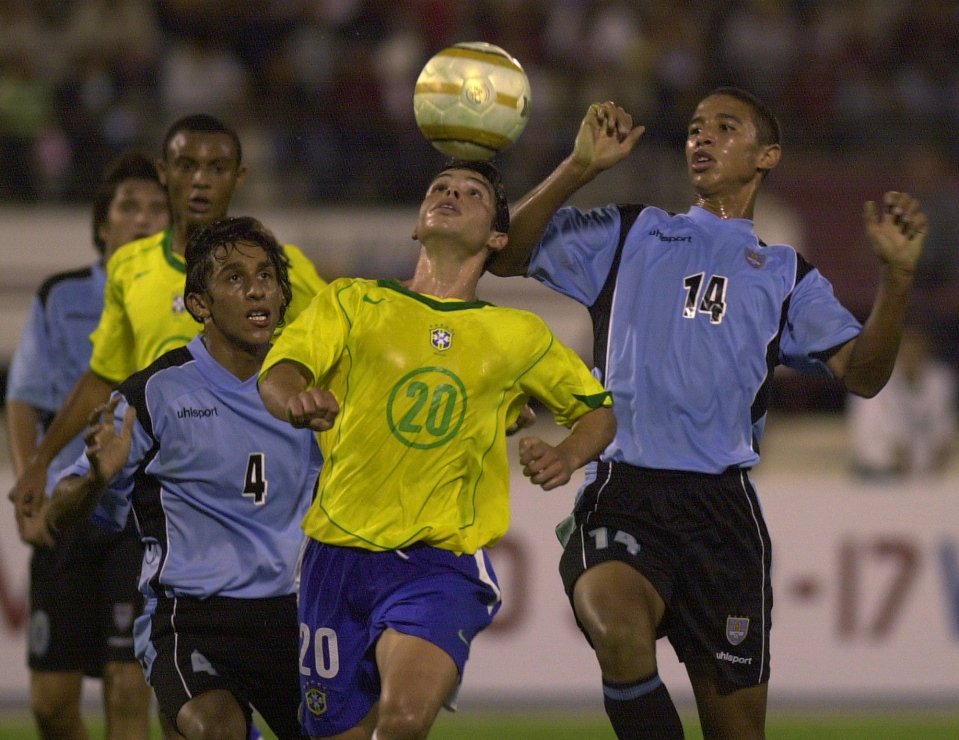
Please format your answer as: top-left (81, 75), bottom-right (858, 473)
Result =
top-left (726, 616), bottom-right (749, 646)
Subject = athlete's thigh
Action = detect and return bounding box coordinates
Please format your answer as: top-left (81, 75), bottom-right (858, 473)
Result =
top-left (376, 628), bottom-right (458, 724)
top-left (559, 508), bottom-right (679, 647)
top-left (298, 541), bottom-right (500, 736)
top-left (29, 669), bottom-right (83, 715)
top-left (572, 560), bottom-right (665, 641)
top-left (176, 688), bottom-right (247, 739)
top-left (144, 594), bottom-right (299, 727)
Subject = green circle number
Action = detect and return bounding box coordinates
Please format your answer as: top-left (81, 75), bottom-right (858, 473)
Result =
top-left (387, 367), bottom-right (467, 449)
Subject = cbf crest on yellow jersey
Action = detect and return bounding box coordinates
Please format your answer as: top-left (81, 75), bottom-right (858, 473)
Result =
top-left (261, 277), bottom-right (611, 555)
top-left (90, 230), bottom-right (325, 383)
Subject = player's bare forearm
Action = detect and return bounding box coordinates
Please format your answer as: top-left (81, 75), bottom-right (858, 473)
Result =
top-left (259, 361), bottom-right (311, 421)
top-left (831, 265), bottom-right (915, 397)
top-left (489, 157), bottom-right (591, 277)
top-left (259, 361), bottom-right (339, 431)
top-left (557, 406), bottom-right (616, 472)
top-left (29, 370), bottom-right (113, 470)
top-left (6, 400), bottom-right (40, 477)
top-left (9, 370), bottom-right (114, 516)
top-left (27, 473), bottom-right (104, 546)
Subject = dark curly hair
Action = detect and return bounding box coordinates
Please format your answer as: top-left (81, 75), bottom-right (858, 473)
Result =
top-left (184, 216), bottom-right (292, 325)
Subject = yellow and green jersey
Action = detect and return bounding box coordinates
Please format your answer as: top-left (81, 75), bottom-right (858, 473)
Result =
top-left (261, 277), bottom-right (611, 555)
top-left (90, 229), bottom-right (325, 383)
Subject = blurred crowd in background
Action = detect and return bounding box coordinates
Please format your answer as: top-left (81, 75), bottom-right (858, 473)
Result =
top-left (1, 0), bottom-right (958, 206)
top-left (0, 0), bottom-right (957, 471)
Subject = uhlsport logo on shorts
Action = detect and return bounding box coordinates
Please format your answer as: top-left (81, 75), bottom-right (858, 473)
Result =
top-left (305, 687), bottom-right (327, 716)
top-left (725, 616), bottom-right (749, 646)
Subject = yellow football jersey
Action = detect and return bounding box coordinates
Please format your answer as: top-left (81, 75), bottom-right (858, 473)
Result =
top-left (261, 277), bottom-right (611, 554)
top-left (90, 229), bottom-right (325, 383)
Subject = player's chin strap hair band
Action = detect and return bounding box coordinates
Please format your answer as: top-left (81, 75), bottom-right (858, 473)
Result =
top-left (439, 158), bottom-right (510, 234)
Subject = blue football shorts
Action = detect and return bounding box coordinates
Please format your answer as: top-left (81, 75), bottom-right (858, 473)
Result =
top-left (297, 539), bottom-right (501, 736)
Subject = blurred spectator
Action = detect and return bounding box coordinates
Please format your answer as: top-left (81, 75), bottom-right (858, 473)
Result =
top-left (0, 0), bottom-right (958, 207)
top-left (0, 51), bottom-right (54, 201)
top-left (848, 323), bottom-right (957, 480)
top-left (898, 141), bottom-right (959, 371)
top-left (158, 34), bottom-right (249, 121)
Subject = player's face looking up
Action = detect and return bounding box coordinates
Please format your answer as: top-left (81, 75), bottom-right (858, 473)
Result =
top-left (187, 241), bottom-right (283, 362)
top-left (99, 178), bottom-right (170, 261)
top-left (416, 168), bottom-right (502, 253)
top-left (159, 131), bottom-right (248, 236)
top-left (686, 94), bottom-right (780, 198)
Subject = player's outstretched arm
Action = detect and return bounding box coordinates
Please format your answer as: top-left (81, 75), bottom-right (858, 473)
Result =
top-left (8, 369), bottom-right (114, 518)
top-left (517, 407), bottom-right (616, 491)
top-left (488, 102), bottom-right (644, 278)
top-left (20, 396), bottom-right (135, 547)
top-left (259, 361), bottom-right (340, 432)
top-left (828, 191), bottom-right (928, 397)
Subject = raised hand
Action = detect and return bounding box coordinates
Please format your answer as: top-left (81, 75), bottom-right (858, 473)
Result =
top-left (863, 191), bottom-right (927, 274)
top-left (572, 101), bottom-right (646, 177)
top-left (85, 396), bottom-right (136, 489)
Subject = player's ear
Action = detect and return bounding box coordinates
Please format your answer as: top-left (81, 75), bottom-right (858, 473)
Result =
top-left (486, 231), bottom-right (508, 254)
top-left (186, 292), bottom-right (211, 322)
top-left (156, 158), bottom-right (168, 187)
top-left (757, 143), bottom-right (781, 175)
top-left (234, 163), bottom-right (249, 188)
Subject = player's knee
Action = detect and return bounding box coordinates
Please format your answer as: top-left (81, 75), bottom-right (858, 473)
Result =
top-left (376, 700), bottom-right (437, 740)
top-left (176, 692), bottom-right (248, 740)
top-left (32, 693), bottom-right (82, 735)
top-left (177, 715), bottom-right (246, 740)
top-left (103, 662), bottom-right (151, 717)
top-left (587, 614), bottom-right (656, 669)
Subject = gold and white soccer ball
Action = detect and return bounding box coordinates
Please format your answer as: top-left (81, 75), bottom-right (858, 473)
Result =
top-left (413, 41), bottom-right (532, 160)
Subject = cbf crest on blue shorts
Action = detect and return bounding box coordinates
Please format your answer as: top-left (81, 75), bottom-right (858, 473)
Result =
top-left (297, 539), bottom-right (501, 736)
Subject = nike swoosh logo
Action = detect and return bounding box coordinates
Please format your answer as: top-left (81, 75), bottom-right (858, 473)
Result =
top-left (133, 270), bottom-right (150, 280)
top-left (457, 629), bottom-right (469, 646)
top-left (363, 295), bottom-right (384, 305)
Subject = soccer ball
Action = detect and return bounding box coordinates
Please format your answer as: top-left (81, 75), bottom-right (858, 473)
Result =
top-left (413, 42), bottom-right (531, 160)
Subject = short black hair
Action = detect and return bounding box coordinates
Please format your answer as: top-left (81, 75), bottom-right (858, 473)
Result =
top-left (91, 150), bottom-right (163, 254)
top-left (706, 86), bottom-right (781, 147)
top-left (437, 158), bottom-right (510, 233)
top-left (184, 216), bottom-right (292, 325)
top-left (161, 113), bottom-right (243, 166)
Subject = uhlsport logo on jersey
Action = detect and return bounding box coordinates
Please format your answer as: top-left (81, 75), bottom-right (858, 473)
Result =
top-left (430, 325), bottom-right (453, 351)
top-left (305, 686), bottom-right (327, 716)
top-left (725, 616), bottom-right (750, 646)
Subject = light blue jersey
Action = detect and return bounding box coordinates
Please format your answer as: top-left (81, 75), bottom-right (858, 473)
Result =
top-left (529, 204), bottom-right (862, 473)
top-left (7, 264), bottom-right (105, 495)
top-left (63, 335), bottom-right (322, 600)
